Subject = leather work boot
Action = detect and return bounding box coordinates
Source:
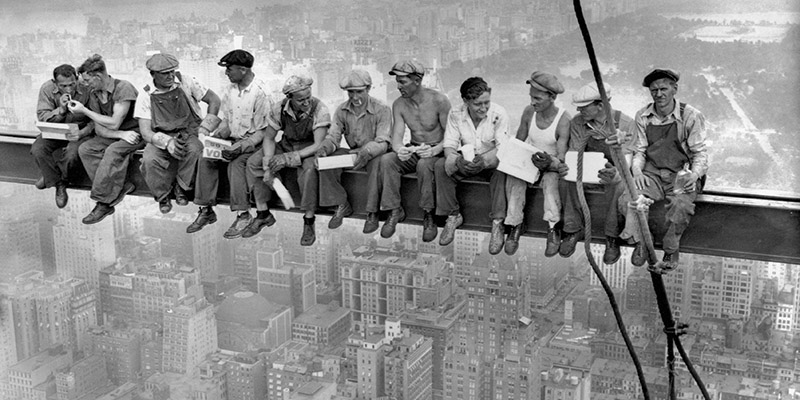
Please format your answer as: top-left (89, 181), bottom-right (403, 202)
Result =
top-left (159, 198), bottom-right (172, 214)
top-left (422, 210), bottom-right (438, 242)
top-left (241, 211), bottom-right (276, 238)
top-left (559, 230), bottom-right (584, 258)
top-left (631, 242), bottom-right (647, 267)
top-left (301, 216), bottom-right (316, 246)
top-left (488, 219), bottom-right (505, 255)
top-left (110, 182), bottom-right (135, 207)
top-left (363, 213), bottom-right (379, 234)
top-left (174, 185), bottom-right (189, 206)
top-left (544, 227), bottom-right (561, 258)
top-left (82, 203), bottom-right (115, 224)
top-left (603, 236), bottom-right (621, 264)
top-left (439, 213), bottom-right (463, 246)
top-left (224, 212), bottom-right (253, 239)
top-left (381, 208), bottom-right (406, 238)
top-left (55, 182), bottom-right (68, 209)
top-left (186, 207), bottom-right (217, 233)
top-left (504, 223), bottom-right (526, 255)
top-left (328, 202), bottom-right (353, 229)
top-left (662, 251), bottom-right (680, 271)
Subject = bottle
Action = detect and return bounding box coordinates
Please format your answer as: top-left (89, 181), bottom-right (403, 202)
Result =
top-left (673, 163), bottom-right (693, 195)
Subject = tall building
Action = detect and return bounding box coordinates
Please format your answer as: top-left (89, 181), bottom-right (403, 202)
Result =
top-left (98, 258), bottom-right (203, 326)
top-left (55, 354), bottom-right (110, 400)
top-left (161, 296), bottom-right (217, 374)
top-left (292, 303), bottom-right (351, 347)
top-left (540, 367), bottom-right (590, 400)
top-left (340, 245), bottom-right (453, 328)
top-left (688, 256), bottom-right (755, 319)
top-left (222, 353), bottom-right (267, 400)
top-left (383, 332), bottom-right (434, 400)
top-left (216, 291), bottom-right (293, 352)
top-left (4, 346), bottom-right (73, 400)
top-left (442, 349), bottom-right (485, 400)
top-left (588, 243), bottom-right (634, 291)
top-left (88, 326), bottom-right (142, 385)
top-left (232, 236), bottom-right (280, 292)
top-left (400, 306), bottom-right (461, 400)
top-left (0, 297), bottom-right (17, 379)
top-left (257, 247), bottom-right (317, 316)
top-left (356, 334), bottom-right (386, 399)
top-left (53, 193), bottom-right (116, 289)
top-left (625, 267), bottom-right (658, 316)
top-left (0, 188), bottom-right (43, 281)
top-left (142, 212), bottom-right (220, 284)
top-left (453, 230), bottom-right (484, 282)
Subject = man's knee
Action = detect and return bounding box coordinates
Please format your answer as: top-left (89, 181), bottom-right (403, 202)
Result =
top-left (416, 157), bottom-right (436, 177)
top-left (380, 152), bottom-right (401, 171)
top-left (30, 139), bottom-right (50, 158)
top-left (245, 152), bottom-right (263, 176)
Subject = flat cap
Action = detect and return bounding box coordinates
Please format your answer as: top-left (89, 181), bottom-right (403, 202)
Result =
top-left (642, 68), bottom-right (680, 87)
top-left (526, 71), bottom-right (564, 94)
top-left (572, 81), bottom-right (612, 107)
top-left (218, 49), bottom-right (254, 68)
top-left (146, 53), bottom-right (179, 73)
top-left (389, 59), bottom-right (425, 77)
top-left (283, 74), bottom-right (314, 95)
top-left (339, 69), bottom-right (372, 90)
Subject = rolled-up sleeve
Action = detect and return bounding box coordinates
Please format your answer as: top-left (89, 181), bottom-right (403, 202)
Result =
top-left (267, 101), bottom-right (283, 131)
top-left (362, 104), bottom-right (392, 158)
top-left (683, 106), bottom-right (708, 177)
top-left (37, 82), bottom-right (63, 123)
top-left (443, 110), bottom-right (462, 151)
top-left (312, 101), bottom-right (332, 130)
top-left (320, 107), bottom-right (346, 154)
top-left (631, 110), bottom-right (649, 172)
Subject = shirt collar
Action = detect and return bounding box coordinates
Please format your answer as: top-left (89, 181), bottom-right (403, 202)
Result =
top-left (148, 76), bottom-right (181, 94)
top-left (643, 99), bottom-right (682, 121)
top-left (458, 102), bottom-right (493, 126)
top-left (282, 97), bottom-right (312, 120)
top-left (101, 75), bottom-right (116, 94)
top-left (342, 96), bottom-right (376, 115)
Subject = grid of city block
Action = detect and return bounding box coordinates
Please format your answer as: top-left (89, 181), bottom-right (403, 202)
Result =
top-left (1, 0), bottom-right (799, 399)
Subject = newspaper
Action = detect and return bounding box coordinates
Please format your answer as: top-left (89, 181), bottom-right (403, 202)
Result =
top-left (201, 135), bottom-right (233, 160)
top-left (496, 138), bottom-right (542, 184)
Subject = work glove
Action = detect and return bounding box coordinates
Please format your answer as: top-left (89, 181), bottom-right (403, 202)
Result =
top-left (598, 162), bottom-right (617, 185)
top-left (268, 151), bottom-right (302, 173)
top-left (221, 146), bottom-right (242, 161)
top-left (455, 155), bottom-right (471, 176)
top-left (463, 155), bottom-right (486, 175)
top-left (532, 152), bottom-right (552, 171)
top-left (167, 138), bottom-right (186, 160)
top-left (351, 147), bottom-right (371, 170)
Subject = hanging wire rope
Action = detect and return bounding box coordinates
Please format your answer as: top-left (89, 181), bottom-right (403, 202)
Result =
top-left (570, 1), bottom-right (712, 399)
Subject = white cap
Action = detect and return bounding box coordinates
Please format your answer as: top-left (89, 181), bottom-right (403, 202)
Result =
top-left (572, 82), bottom-right (612, 108)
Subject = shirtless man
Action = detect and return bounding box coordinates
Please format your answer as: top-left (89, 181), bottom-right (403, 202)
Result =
top-left (504, 71), bottom-right (570, 256)
top-left (379, 60), bottom-right (451, 241)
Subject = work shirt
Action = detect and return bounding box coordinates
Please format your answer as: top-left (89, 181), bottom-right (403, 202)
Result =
top-left (36, 79), bottom-right (92, 126)
top-left (219, 77), bottom-right (274, 152)
top-left (568, 108), bottom-right (635, 163)
top-left (443, 102), bottom-right (509, 156)
top-left (88, 76), bottom-right (139, 132)
top-left (267, 96), bottom-right (331, 133)
top-left (631, 98), bottom-right (708, 177)
top-left (133, 73), bottom-right (208, 120)
top-left (321, 96), bottom-right (391, 158)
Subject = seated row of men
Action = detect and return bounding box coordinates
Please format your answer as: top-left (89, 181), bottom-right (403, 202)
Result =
top-left (33, 50), bottom-right (706, 269)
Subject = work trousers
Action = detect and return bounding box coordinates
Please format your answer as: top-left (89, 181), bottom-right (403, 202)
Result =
top-left (31, 135), bottom-right (90, 187)
top-left (433, 159), bottom-right (507, 220)
top-left (78, 136), bottom-right (145, 204)
top-left (195, 150), bottom-right (255, 212)
top-left (247, 147), bottom-right (319, 212)
top-left (618, 170), bottom-right (698, 253)
top-left (379, 152), bottom-right (439, 212)
top-left (318, 148), bottom-right (382, 212)
top-left (561, 175), bottom-right (626, 237)
top-left (141, 136), bottom-right (203, 202)
top-left (505, 171), bottom-right (561, 227)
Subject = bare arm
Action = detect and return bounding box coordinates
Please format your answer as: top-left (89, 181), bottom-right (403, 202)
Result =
top-left (428, 96), bottom-right (451, 156)
top-left (390, 100), bottom-right (407, 152)
top-left (202, 89), bottom-right (221, 116)
top-left (515, 106), bottom-right (533, 141)
top-left (555, 111), bottom-right (571, 162)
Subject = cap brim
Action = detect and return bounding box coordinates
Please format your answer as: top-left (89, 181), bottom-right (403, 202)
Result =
top-left (527, 80), bottom-right (551, 93)
top-left (341, 85), bottom-right (368, 91)
top-left (572, 100), bottom-right (594, 107)
top-left (389, 70), bottom-right (410, 76)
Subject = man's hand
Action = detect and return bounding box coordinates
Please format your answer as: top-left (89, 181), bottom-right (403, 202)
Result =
top-left (464, 155), bottom-right (486, 175)
top-left (262, 169), bottom-right (274, 186)
top-left (532, 152), bottom-right (551, 170)
top-left (416, 144), bottom-right (440, 158)
top-left (315, 146), bottom-right (329, 158)
top-left (167, 138), bottom-right (186, 160)
top-left (66, 100), bottom-right (86, 115)
top-left (221, 147), bottom-right (242, 161)
top-left (268, 153), bottom-right (288, 173)
top-left (445, 154), bottom-right (460, 176)
top-left (633, 170), bottom-right (649, 191)
top-left (119, 131), bottom-right (140, 145)
top-left (605, 128), bottom-right (630, 147)
top-left (351, 147), bottom-right (371, 170)
top-left (397, 146), bottom-right (414, 162)
top-left (683, 171), bottom-right (699, 191)
top-left (65, 125), bottom-right (81, 141)
top-left (58, 94), bottom-right (71, 113)
top-left (555, 161), bottom-right (569, 178)
top-left (598, 162), bottom-right (617, 184)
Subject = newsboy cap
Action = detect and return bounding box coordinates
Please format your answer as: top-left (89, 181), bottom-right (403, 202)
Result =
top-left (283, 74), bottom-right (314, 95)
top-left (339, 69), bottom-right (372, 90)
top-left (642, 68), bottom-right (680, 87)
top-left (572, 82), bottom-right (612, 108)
top-left (146, 53), bottom-right (179, 73)
top-left (389, 60), bottom-right (425, 77)
top-left (218, 50), bottom-right (254, 68)
top-left (526, 71), bottom-right (564, 94)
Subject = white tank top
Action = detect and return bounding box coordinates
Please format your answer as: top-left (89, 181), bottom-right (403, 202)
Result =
top-left (525, 107), bottom-right (565, 156)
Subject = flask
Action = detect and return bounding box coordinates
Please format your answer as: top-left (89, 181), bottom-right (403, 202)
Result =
top-left (673, 163), bottom-right (693, 195)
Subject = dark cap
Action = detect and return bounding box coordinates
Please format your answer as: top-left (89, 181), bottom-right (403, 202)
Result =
top-left (218, 50), bottom-right (254, 68)
top-left (339, 69), bottom-right (372, 90)
top-left (145, 53), bottom-right (179, 73)
top-left (389, 59), bottom-right (425, 77)
top-left (642, 68), bottom-right (680, 87)
top-left (526, 71), bottom-right (564, 94)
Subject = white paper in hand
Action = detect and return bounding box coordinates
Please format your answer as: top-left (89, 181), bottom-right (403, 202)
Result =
top-left (317, 154), bottom-right (356, 170)
top-left (202, 136), bottom-right (233, 160)
top-left (564, 151), bottom-right (606, 184)
top-left (271, 177), bottom-right (295, 210)
top-left (496, 138), bottom-right (541, 184)
top-left (458, 144), bottom-right (475, 161)
top-left (36, 121), bottom-right (78, 141)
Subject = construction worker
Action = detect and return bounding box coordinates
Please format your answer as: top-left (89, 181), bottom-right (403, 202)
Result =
top-left (379, 59), bottom-right (451, 242)
top-left (70, 54), bottom-right (141, 224)
top-left (434, 77), bottom-right (510, 252)
top-left (315, 69), bottom-right (391, 233)
top-left (32, 64), bottom-right (94, 208)
top-left (136, 53), bottom-right (221, 214)
top-left (505, 71), bottom-right (570, 256)
top-left (246, 74), bottom-right (331, 246)
top-left (186, 49), bottom-right (274, 240)
top-left (619, 68), bottom-right (708, 270)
